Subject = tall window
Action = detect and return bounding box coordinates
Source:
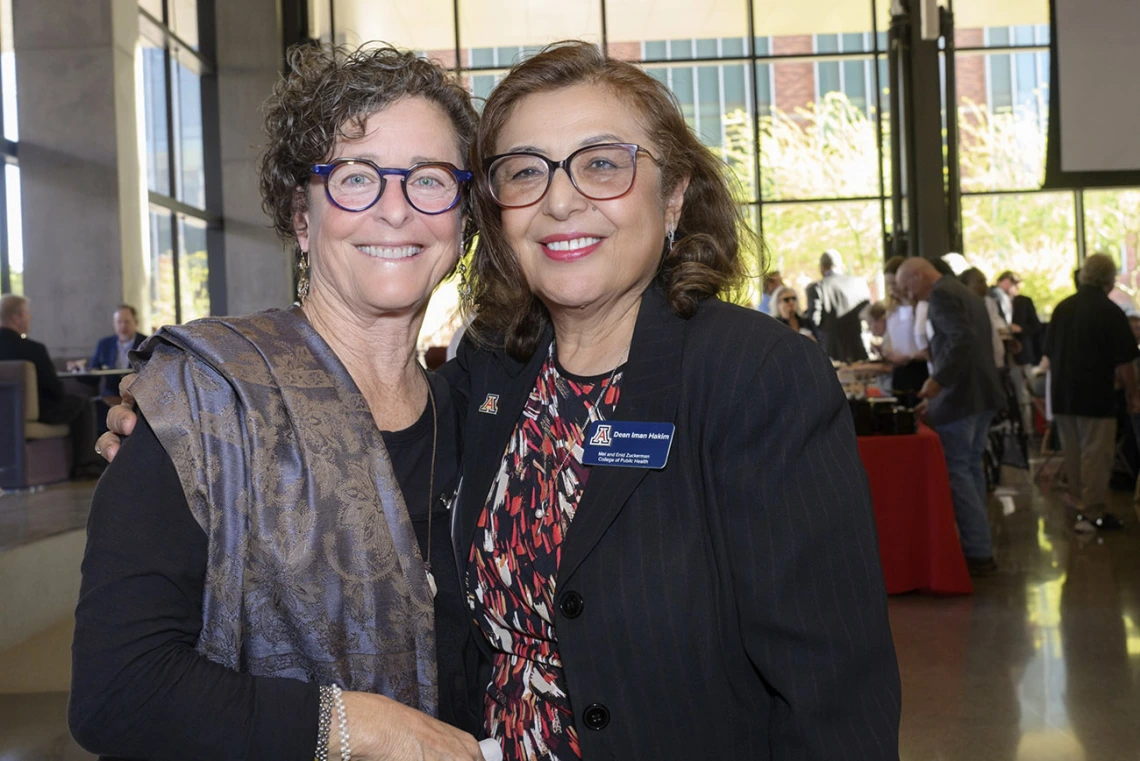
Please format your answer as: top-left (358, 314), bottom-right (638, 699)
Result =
top-left (0, 0), bottom-right (20, 295)
top-left (137, 0), bottom-right (217, 328)
top-left (954, 6), bottom-right (1139, 317)
top-left (317, 0), bottom-right (1140, 332)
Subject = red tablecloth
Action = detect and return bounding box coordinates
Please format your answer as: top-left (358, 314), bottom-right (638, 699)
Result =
top-left (857, 425), bottom-right (973, 595)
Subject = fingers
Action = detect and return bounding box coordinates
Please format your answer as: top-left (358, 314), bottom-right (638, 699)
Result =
top-left (107, 404), bottom-right (137, 437)
top-left (118, 373), bottom-right (138, 402)
top-left (95, 432), bottom-right (122, 462)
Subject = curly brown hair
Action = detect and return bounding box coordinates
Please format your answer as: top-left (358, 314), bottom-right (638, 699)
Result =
top-left (258, 44), bottom-right (479, 251)
top-left (467, 41), bottom-right (760, 360)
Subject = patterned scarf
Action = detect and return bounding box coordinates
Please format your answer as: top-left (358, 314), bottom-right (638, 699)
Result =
top-left (130, 306), bottom-right (437, 713)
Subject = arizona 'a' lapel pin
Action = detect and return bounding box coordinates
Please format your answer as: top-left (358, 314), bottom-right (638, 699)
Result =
top-left (478, 394), bottom-right (500, 415)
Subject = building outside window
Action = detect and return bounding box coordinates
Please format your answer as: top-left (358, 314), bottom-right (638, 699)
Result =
top-left (315, 0), bottom-right (1139, 338)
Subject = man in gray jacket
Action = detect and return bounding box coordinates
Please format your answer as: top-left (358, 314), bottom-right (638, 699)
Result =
top-left (897, 257), bottom-right (1005, 575)
top-left (806, 250), bottom-right (871, 362)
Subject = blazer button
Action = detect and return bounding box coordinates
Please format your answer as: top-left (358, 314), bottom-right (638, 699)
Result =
top-left (559, 591), bottom-right (584, 619)
top-left (582, 703), bottom-right (610, 731)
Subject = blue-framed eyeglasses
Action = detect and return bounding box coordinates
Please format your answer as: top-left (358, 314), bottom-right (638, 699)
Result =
top-left (484, 142), bottom-right (661, 209)
top-left (311, 158), bottom-right (472, 215)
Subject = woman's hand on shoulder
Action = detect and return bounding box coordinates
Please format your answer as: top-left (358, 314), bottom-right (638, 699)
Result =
top-left (95, 373), bottom-right (140, 462)
top-left (344, 692), bottom-right (485, 761)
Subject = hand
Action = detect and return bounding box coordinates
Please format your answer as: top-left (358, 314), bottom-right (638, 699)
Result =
top-left (343, 692), bottom-right (483, 761)
top-left (918, 377), bottom-right (942, 400)
top-left (95, 373), bottom-right (139, 462)
top-left (915, 399), bottom-right (929, 419)
top-left (1009, 323), bottom-right (1023, 334)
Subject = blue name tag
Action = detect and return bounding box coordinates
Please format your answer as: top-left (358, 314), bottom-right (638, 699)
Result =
top-left (582, 421), bottom-right (675, 469)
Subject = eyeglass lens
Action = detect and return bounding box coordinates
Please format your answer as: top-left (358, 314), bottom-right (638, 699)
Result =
top-left (327, 162), bottom-right (460, 213)
top-left (490, 145), bottom-right (638, 207)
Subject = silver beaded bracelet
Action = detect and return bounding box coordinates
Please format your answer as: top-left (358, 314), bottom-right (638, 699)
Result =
top-left (315, 685), bottom-right (335, 761)
top-left (332, 684), bottom-right (351, 761)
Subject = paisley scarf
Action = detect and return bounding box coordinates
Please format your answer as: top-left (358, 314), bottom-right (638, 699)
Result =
top-left (130, 306), bottom-right (437, 713)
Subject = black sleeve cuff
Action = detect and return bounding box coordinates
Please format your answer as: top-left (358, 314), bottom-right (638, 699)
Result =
top-left (248, 677), bottom-right (321, 761)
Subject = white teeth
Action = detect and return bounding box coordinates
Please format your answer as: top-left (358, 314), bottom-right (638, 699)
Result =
top-left (356, 244), bottom-right (422, 259)
top-left (545, 237), bottom-right (601, 252)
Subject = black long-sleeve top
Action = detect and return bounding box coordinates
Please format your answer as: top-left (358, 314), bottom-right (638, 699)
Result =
top-left (0, 326), bottom-right (65, 407)
top-left (69, 372), bottom-right (480, 760)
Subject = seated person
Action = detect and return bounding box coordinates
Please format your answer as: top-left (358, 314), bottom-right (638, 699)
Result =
top-left (86, 304), bottom-right (147, 431)
top-left (0, 294), bottom-right (102, 479)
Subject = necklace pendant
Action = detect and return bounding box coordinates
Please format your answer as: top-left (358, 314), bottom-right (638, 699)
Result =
top-left (426, 568), bottom-right (438, 599)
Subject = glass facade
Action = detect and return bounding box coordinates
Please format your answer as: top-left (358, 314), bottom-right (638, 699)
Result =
top-left (0, 0), bottom-right (18, 295)
top-left (316, 0), bottom-right (1140, 331)
top-left (137, 0), bottom-right (215, 327)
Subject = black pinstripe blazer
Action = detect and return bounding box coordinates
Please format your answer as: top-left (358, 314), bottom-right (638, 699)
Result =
top-left (441, 286), bottom-right (901, 760)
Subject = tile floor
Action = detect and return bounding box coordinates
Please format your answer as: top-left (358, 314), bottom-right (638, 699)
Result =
top-left (1, 471), bottom-right (1138, 760)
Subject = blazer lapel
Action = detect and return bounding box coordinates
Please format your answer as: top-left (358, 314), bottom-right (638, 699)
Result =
top-left (452, 328), bottom-right (552, 574)
top-left (557, 287), bottom-right (685, 587)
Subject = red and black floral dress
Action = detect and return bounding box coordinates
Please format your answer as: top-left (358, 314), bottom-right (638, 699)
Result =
top-left (466, 344), bottom-right (623, 761)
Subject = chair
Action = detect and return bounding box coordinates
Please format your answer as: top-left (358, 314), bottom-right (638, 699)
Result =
top-left (0, 361), bottom-right (72, 490)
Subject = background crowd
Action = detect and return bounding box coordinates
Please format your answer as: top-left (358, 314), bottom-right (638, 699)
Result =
top-left (764, 248), bottom-right (1140, 575)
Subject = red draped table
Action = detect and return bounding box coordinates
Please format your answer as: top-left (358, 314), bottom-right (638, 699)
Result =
top-left (857, 425), bottom-right (973, 595)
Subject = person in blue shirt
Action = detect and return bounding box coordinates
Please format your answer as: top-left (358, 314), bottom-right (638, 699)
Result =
top-left (757, 269), bottom-right (782, 314)
top-left (87, 304), bottom-right (147, 431)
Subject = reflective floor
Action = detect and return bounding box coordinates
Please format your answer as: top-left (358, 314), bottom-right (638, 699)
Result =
top-left (893, 473), bottom-right (1140, 761)
top-left (0, 480), bottom-right (94, 551)
top-left (1, 469), bottom-right (1139, 760)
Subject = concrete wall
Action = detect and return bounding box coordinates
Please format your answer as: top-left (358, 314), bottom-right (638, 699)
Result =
top-left (14, 0), bottom-right (133, 357)
top-left (11, 0), bottom-right (289, 358)
top-left (215, 0), bottom-right (292, 315)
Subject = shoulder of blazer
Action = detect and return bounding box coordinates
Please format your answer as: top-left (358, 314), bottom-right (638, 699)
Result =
top-left (683, 296), bottom-right (802, 374)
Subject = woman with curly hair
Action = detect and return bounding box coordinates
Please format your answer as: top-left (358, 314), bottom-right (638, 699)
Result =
top-left (441, 41), bottom-right (900, 760)
top-left (70, 46), bottom-right (486, 761)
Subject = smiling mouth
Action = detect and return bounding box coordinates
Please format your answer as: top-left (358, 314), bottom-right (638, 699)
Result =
top-left (543, 237), bottom-right (602, 252)
top-left (356, 244), bottom-right (422, 260)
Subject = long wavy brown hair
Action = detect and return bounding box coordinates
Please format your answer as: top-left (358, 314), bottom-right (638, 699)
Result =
top-left (467, 41), bottom-right (760, 360)
top-left (258, 44), bottom-right (479, 256)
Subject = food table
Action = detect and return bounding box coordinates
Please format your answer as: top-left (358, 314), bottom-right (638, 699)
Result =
top-left (857, 425), bottom-right (973, 595)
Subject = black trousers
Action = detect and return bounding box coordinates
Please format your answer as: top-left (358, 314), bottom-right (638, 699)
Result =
top-left (39, 393), bottom-right (99, 473)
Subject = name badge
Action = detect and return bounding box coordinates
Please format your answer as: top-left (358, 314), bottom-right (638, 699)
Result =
top-left (582, 421), bottom-right (675, 469)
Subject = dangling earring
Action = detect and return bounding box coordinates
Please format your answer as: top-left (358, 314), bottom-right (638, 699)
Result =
top-left (296, 249), bottom-right (310, 302)
top-left (667, 226), bottom-right (676, 253)
top-left (457, 260), bottom-right (471, 301)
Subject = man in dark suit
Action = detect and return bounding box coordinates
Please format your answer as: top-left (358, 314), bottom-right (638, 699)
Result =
top-left (87, 304), bottom-right (147, 431)
top-left (0, 294), bottom-right (101, 478)
top-left (897, 257), bottom-right (1005, 575)
top-left (806, 249), bottom-right (871, 362)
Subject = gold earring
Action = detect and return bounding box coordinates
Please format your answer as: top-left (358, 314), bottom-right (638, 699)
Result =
top-left (457, 260), bottom-right (471, 301)
top-left (296, 249), bottom-right (310, 302)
